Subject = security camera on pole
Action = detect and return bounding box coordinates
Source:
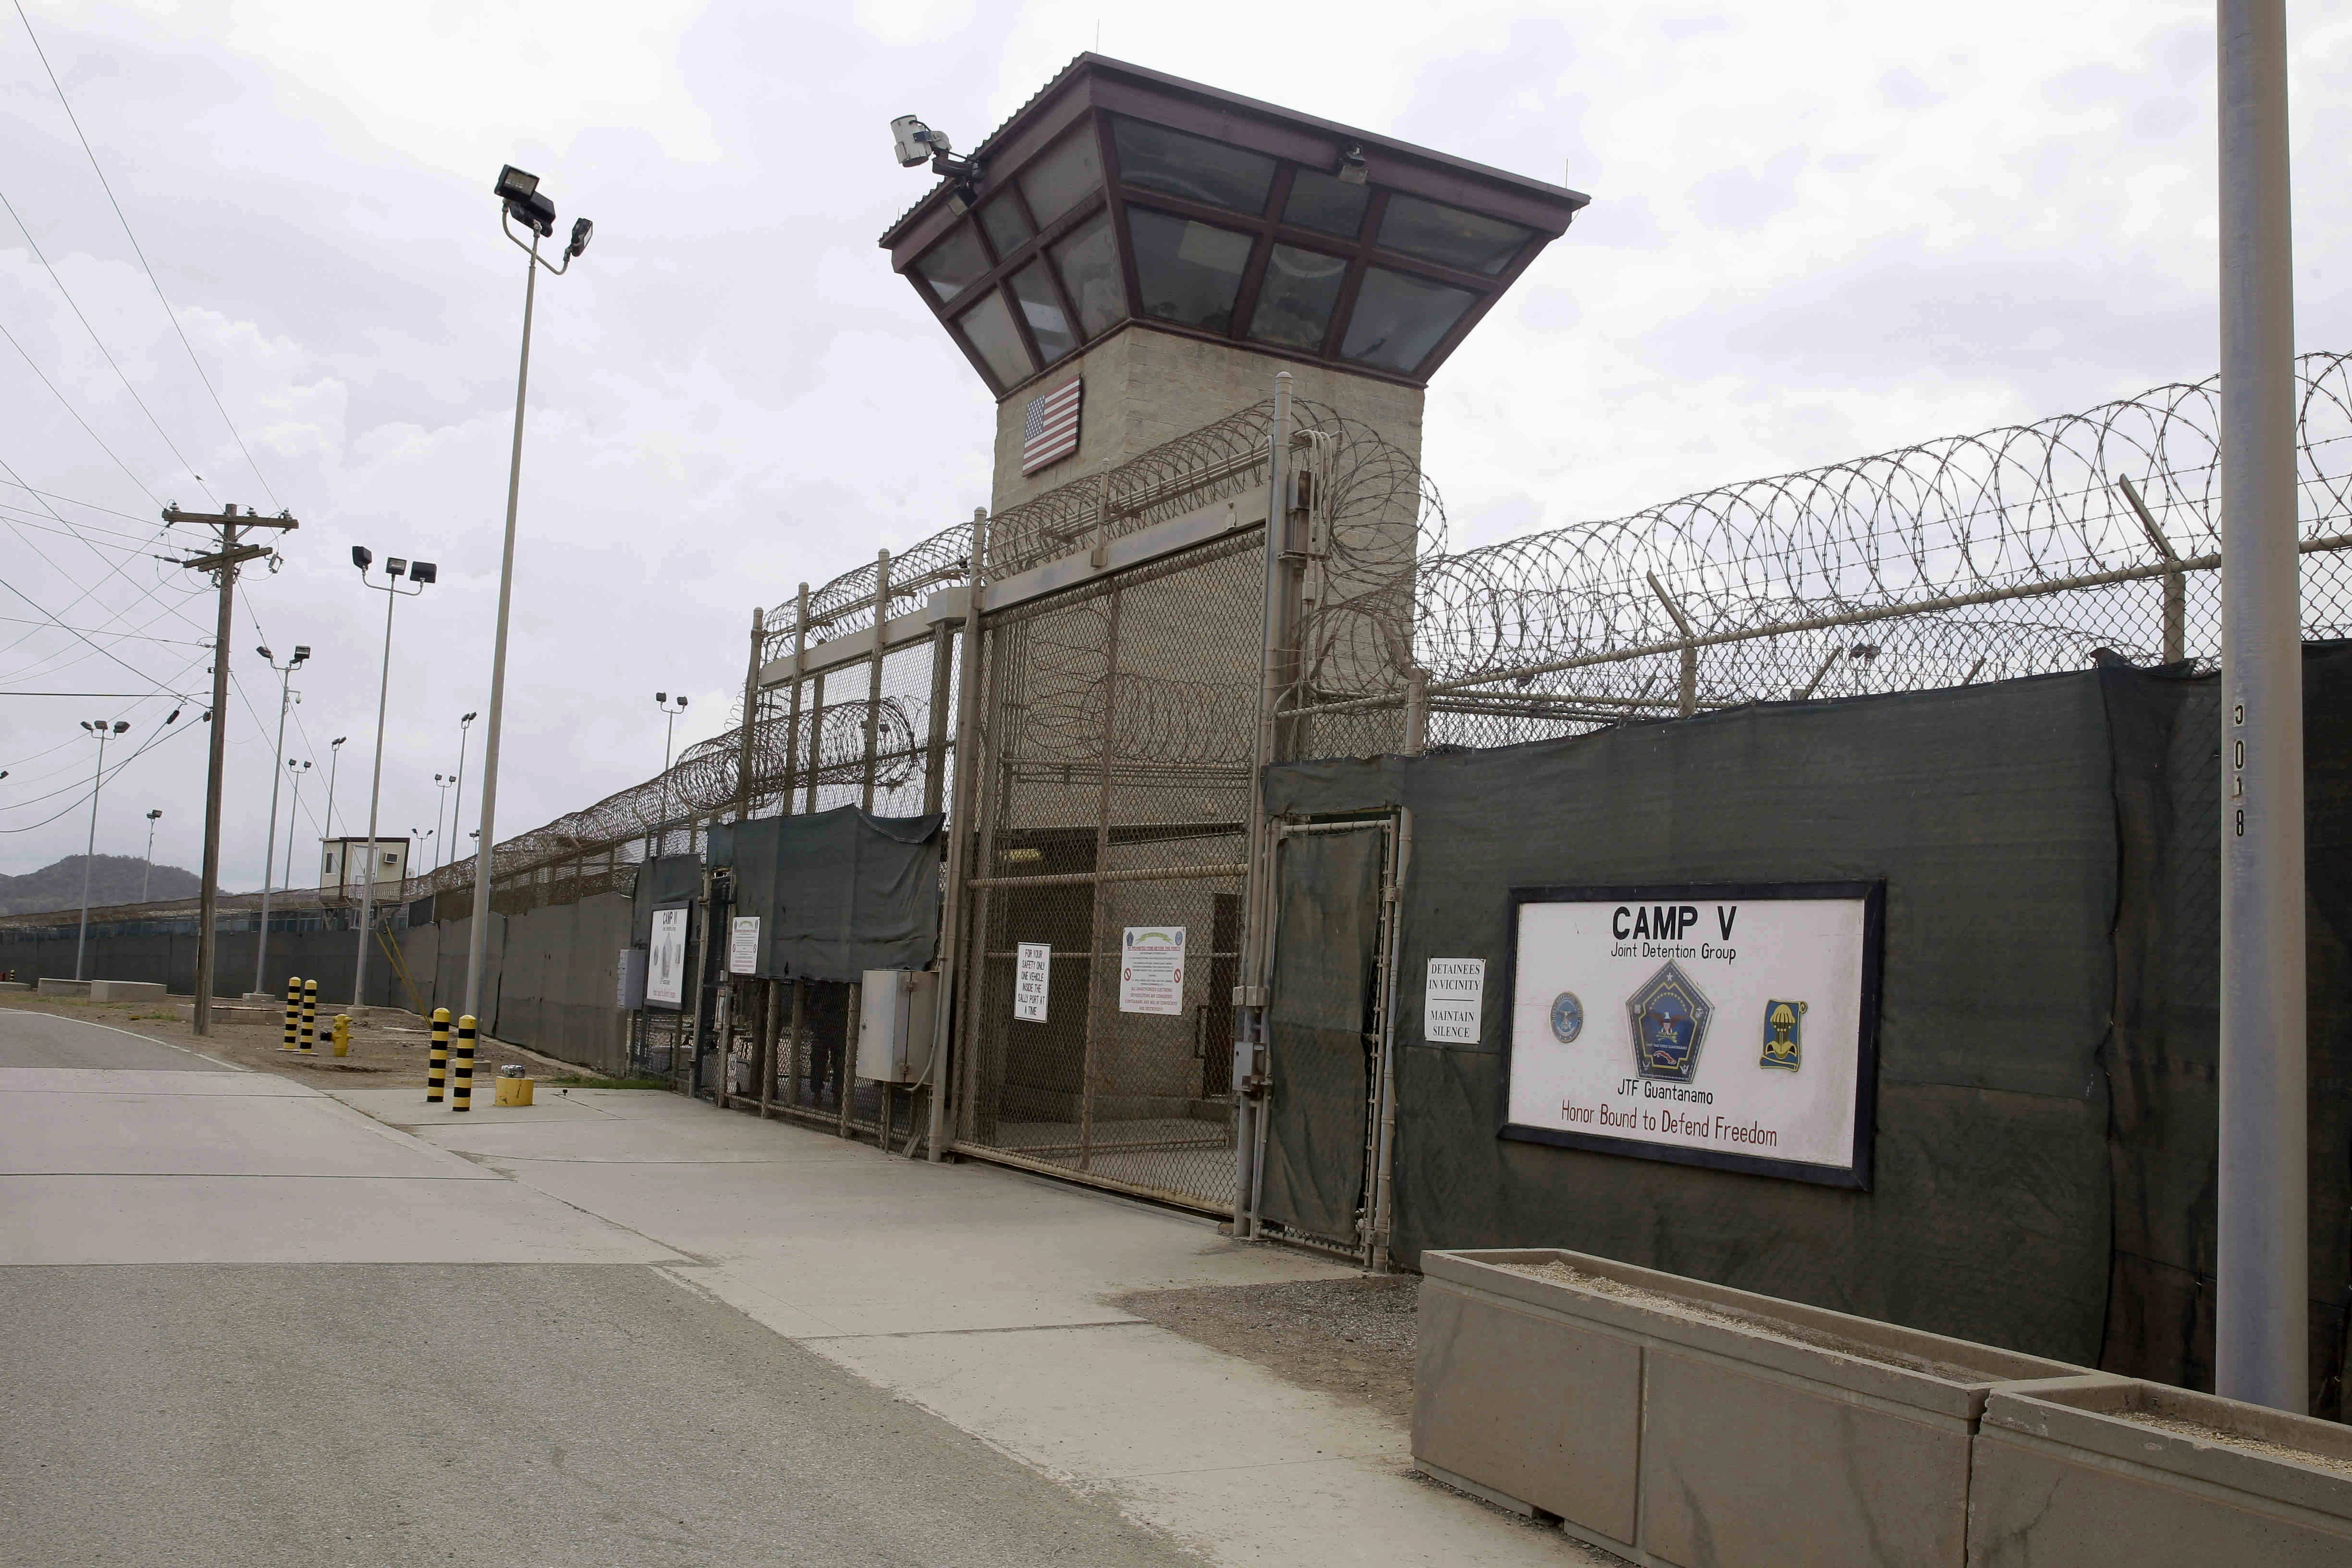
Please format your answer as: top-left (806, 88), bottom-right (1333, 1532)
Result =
top-left (350, 547), bottom-right (435, 1009)
top-left (251, 644), bottom-right (310, 999)
top-left (460, 166), bottom-right (593, 1025)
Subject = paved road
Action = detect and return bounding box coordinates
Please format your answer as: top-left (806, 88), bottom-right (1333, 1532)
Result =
top-left (0, 1009), bottom-right (1198, 1567)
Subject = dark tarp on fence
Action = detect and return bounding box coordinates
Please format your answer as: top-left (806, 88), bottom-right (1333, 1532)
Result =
top-left (2100, 647), bottom-right (2352, 1418)
top-left (1261, 824), bottom-right (1385, 1245)
top-left (630, 855), bottom-right (703, 948)
top-left (1268, 670), bottom-right (2121, 1376)
top-left (1267, 654), bottom-right (2352, 1416)
top-left (707, 807), bottom-right (942, 983)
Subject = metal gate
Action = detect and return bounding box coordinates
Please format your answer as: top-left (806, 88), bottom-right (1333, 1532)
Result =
top-left (1250, 815), bottom-right (1405, 1262)
top-left (954, 535), bottom-right (1265, 1212)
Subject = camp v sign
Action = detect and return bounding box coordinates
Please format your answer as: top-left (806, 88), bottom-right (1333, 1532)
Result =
top-left (1503, 882), bottom-right (1883, 1188)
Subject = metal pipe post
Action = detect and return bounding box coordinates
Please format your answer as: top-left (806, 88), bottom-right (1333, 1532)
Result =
top-left (255, 661), bottom-right (295, 994)
top-left (925, 507), bottom-right (990, 1161)
top-left (735, 608), bottom-right (764, 820)
top-left (72, 725), bottom-right (111, 981)
top-left (2216, 0), bottom-right (2308, 1413)
top-left (462, 228), bottom-right (541, 1023)
top-left (861, 551), bottom-right (891, 812)
top-left (1232, 372), bottom-right (1293, 1237)
top-left (352, 582), bottom-right (398, 1009)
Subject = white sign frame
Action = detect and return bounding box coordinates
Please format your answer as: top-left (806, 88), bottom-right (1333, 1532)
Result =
top-left (1117, 926), bottom-right (1185, 1015)
top-left (1014, 943), bottom-right (1051, 1022)
top-left (728, 915), bottom-right (761, 977)
top-left (646, 906), bottom-right (690, 1010)
top-left (1502, 882), bottom-right (1882, 1189)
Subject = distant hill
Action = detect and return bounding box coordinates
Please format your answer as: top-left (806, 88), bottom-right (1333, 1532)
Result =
top-left (0, 854), bottom-right (208, 916)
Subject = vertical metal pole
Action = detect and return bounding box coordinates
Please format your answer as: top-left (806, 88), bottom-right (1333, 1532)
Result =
top-left (141, 812), bottom-right (157, 904)
top-left (927, 508), bottom-right (990, 1161)
top-left (74, 728), bottom-right (107, 980)
top-left (862, 551), bottom-right (891, 813)
top-left (462, 228), bottom-right (541, 1023)
top-left (922, 621), bottom-right (953, 816)
top-left (840, 981), bottom-right (861, 1137)
top-left (802, 670), bottom-right (826, 814)
top-left (1234, 374), bottom-right (1293, 1237)
top-left (192, 527), bottom-right (238, 1033)
top-left (1403, 667), bottom-right (1430, 756)
top-left (1078, 585), bottom-right (1125, 1174)
top-left (353, 584), bottom-right (397, 1008)
top-left (735, 608), bottom-right (764, 821)
top-left (788, 976), bottom-right (806, 1108)
top-left (781, 585), bottom-right (809, 812)
top-left (255, 663), bottom-right (293, 994)
top-left (2216, 0), bottom-right (2307, 1414)
top-left (2120, 477), bottom-right (2188, 665)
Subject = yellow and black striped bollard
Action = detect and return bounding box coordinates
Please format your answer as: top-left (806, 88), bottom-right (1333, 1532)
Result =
top-left (299, 978), bottom-right (318, 1054)
top-left (281, 977), bottom-right (300, 1052)
top-left (427, 1007), bottom-right (450, 1103)
top-left (452, 1015), bottom-right (477, 1113)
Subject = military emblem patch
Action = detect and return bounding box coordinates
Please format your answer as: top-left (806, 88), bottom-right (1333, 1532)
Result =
top-left (1550, 992), bottom-right (1583, 1043)
top-left (1760, 999), bottom-right (1806, 1070)
top-left (1626, 960), bottom-right (1714, 1083)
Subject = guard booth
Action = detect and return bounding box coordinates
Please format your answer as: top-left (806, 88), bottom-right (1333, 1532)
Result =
top-left (781, 54), bottom-right (1590, 1221)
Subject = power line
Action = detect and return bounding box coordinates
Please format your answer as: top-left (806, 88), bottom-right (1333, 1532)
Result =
top-left (0, 474), bottom-right (159, 527)
top-left (11, 0), bottom-right (279, 509)
top-left (0, 184), bottom-right (215, 503)
top-left (0, 708), bottom-right (202, 833)
top-left (0, 612), bottom-right (209, 645)
top-left (0, 315), bottom-right (162, 504)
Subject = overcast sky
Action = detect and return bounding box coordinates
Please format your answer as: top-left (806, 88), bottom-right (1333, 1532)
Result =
top-left (3, 0), bottom-right (2348, 886)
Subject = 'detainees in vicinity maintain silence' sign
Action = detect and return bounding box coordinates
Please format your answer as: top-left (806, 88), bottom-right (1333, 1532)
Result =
top-left (1504, 882), bottom-right (1883, 1188)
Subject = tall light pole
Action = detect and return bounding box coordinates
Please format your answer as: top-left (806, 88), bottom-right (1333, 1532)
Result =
top-left (655, 691), bottom-right (689, 833)
top-left (252, 644), bottom-right (310, 997)
top-left (2216, 0), bottom-right (2307, 1414)
top-left (350, 548), bottom-right (436, 1009)
top-left (415, 826), bottom-right (436, 875)
top-left (73, 717), bottom-right (130, 980)
top-left (433, 772), bottom-right (457, 873)
top-left (462, 165), bottom-right (593, 1024)
top-left (140, 808), bottom-right (161, 903)
top-left (283, 759), bottom-right (311, 898)
top-left (324, 736), bottom-right (347, 840)
top-left (452, 711), bottom-right (477, 855)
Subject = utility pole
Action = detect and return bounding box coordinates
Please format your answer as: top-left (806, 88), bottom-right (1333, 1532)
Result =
top-left (166, 503), bottom-right (297, 1036)
top-left (2216, 0), bottom-right (2307, 1414)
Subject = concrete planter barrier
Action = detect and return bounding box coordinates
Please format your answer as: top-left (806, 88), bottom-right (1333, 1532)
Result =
top-left (1412, 1247), bottom-right (2084, 1568)
top-left (1969, 1374), bottom-right (2352, 1566)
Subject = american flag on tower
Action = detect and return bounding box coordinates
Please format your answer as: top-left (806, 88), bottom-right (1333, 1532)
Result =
top-left (1020, 378), bottom-right (1083, 475)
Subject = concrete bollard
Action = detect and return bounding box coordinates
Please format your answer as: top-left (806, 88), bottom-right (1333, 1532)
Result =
top-left (453, 1015), bottom-right (477, 1113)
top-left (299, 978), bottom-right (318, 1054)
top-left (427, 1007), bottom-right (450, 1102)
top-left (281, 977), bottom-right (300, 1051)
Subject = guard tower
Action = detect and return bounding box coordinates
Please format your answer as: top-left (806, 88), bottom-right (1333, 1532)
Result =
top-left (880, 55), bottom-right (1588, 510)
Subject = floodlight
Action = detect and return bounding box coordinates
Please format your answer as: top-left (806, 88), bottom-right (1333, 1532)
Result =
top-left (509, 191), bottom-right (556, 236)
top-left (80, 720), bottom-right (91, 731)
top-left (112, 721), bottom-right (129, 735)
top-left (567, 218), bottom-right (592, 258)
top-left (406, 561), bottom-right (437, 585)
top-left (147, 809), bottom-right (160, 821)
top-left (655, 691), bottom-right (667, 703)
top-left (294, 644), bottom-right (312, 662)
top-left (678, 695), bottom-right (689, 709)
top-left (386, 556), bottom-right (408, 578)
top-left (352, 545), bottom-right (372, 571)
top-left (257, 645), bottom-right (273, 660)
top-left (1337, 144), bottom-right (1369, 185)
top-left (494, 165), bottom-right (539, 204)
top-left (165, 710), bottom-right (180, 724)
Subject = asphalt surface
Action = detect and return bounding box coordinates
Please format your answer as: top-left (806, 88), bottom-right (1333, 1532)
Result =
top-left (0, 1006), bottom-right (228, 1070)
top-left (0, 1009), bottom-right (1199, 1568)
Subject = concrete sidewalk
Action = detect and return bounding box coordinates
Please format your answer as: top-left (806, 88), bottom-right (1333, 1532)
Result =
top-left (334, 1083), bottom-right (1603, 1567)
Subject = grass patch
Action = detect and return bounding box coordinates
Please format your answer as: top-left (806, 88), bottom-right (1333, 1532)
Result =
top-left (546, 1073), bottom-right (670, 1090)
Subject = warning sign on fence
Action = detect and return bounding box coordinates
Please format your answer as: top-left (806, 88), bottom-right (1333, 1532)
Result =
top-left (1014, 943), bottom-right (1050, 1022)
top-left (728, 916), bottom-right (761, 976)
top-left (1117, 926), bottom-right (1185, 1015)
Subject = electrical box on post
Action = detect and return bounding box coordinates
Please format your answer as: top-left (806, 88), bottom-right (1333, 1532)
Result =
top-left (856, 968), bottom-right (937, 1084)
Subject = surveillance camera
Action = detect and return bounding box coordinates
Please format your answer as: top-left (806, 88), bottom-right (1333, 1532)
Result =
top-left (891, 114), bottom-right (945, 168)
top-left (567, 217), bottom-right (592, 258)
